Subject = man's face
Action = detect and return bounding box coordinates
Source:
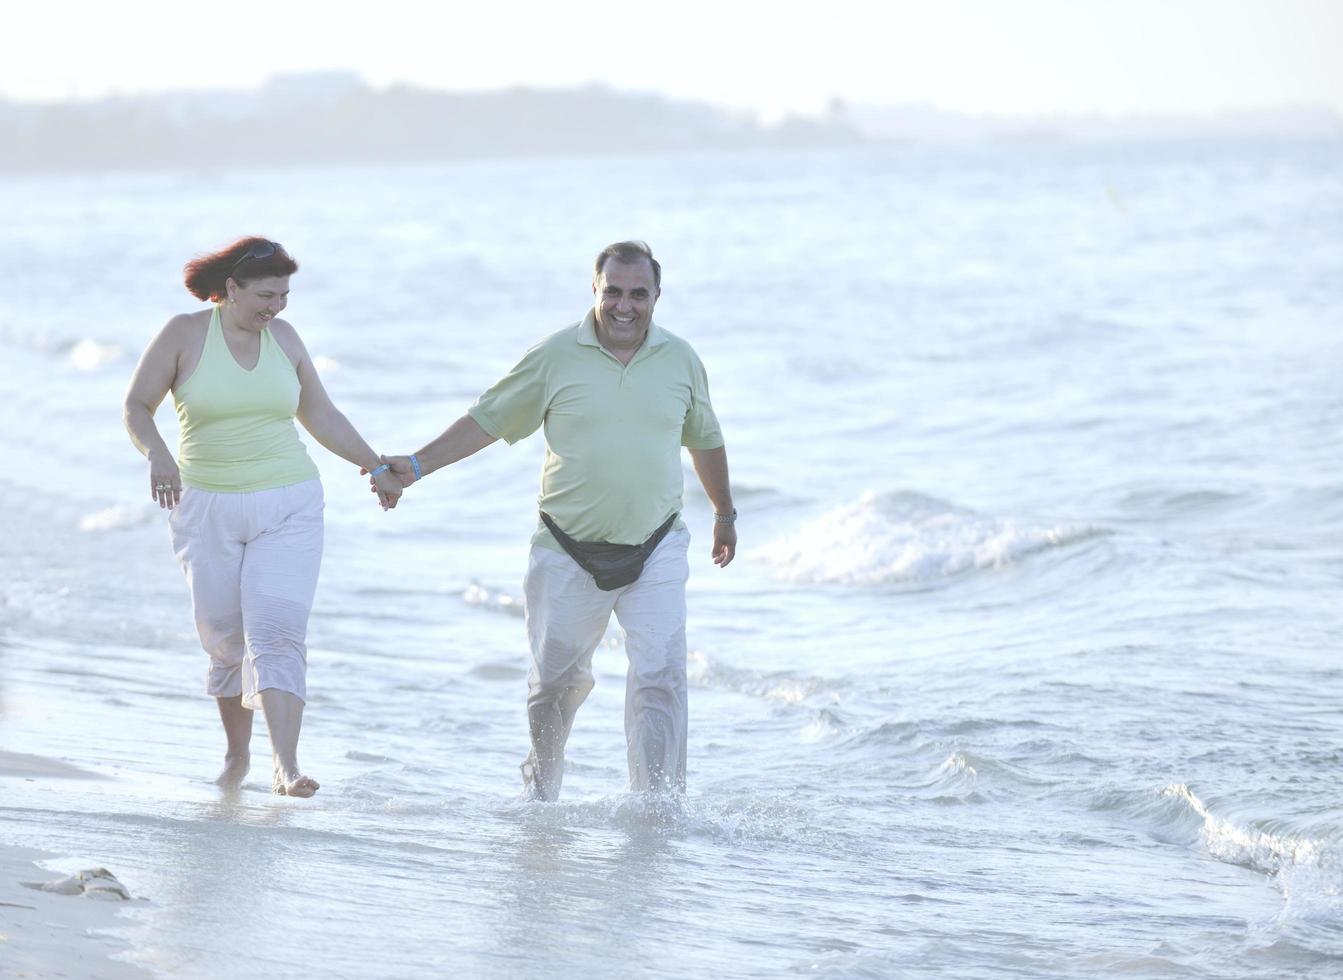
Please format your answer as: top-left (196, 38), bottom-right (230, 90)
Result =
top-left (593, 259), bottom-right (659, 353)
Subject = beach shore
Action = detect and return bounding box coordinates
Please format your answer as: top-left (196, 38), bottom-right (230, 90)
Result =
top-left (1, 751), bottom-right (149, 979)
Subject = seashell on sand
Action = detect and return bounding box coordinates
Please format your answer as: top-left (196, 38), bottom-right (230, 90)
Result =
top-left (25, 867), bottom-right (131, 901)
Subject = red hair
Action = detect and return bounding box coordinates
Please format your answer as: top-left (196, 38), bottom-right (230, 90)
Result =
top-left (183, 237), bottom-right (299, 302)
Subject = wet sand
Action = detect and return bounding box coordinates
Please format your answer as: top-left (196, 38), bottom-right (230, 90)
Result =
top-left (0, 751), bottom-right (147, 979)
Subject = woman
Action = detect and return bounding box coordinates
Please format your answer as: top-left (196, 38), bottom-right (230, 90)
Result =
top-left (123, 237), bottom-right (402, 798)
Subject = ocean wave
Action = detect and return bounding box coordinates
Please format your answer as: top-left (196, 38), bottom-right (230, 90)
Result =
top-left (1093, 782), bottom-right (1343, 940)
top-left (461, 583), bottom-right (526, 618)
top-left (752, 490), bottom-right (1105, 585)
top-left (1, 579), bottom-right (71, 624)
top-left (501, 788), bottom-right (832, 847)
top-left (682, 474), bottom-right (792, 505)
top-left (1113, 487), bottom-right (1251, 520)
top-left (466, 660), bottom-right (528, 681)
top-left (68, 338), bottom-right (125, 371)
top-left (1163, 784), bottom-right (1322, 873)
top-left (0, 325), bottom-right (127, 368)
top-left (897, 748), bottom-right (1058, 802)
top-left (687, 649), bottom-right (838, 705)
top-left (934, 751), bottom-right (980, 796)
top-left (1161, 784), bottom-right (1343, 929)
top-left (78, 503), bottom-right (156, 532)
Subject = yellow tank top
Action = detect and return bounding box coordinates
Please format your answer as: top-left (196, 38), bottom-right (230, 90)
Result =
top-left (173, 306), bottom-right (320, 492)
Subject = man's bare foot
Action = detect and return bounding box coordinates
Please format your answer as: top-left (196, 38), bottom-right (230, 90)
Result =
top-left (273, 771), bottom-right (320, 797)
top-left (214, 752), bottom-right (250, 789)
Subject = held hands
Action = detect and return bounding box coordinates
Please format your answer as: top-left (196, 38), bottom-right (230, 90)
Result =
top-left (149, 450), bottom-right (182, 510)
top-left (371, 467), bottom-right (403, 510)
top-left (381, 455), bottom-right (419, 487)
top-left (360, 455), bottom-right (417, 510)
top-left (361, 455), bottom-right (417, 487)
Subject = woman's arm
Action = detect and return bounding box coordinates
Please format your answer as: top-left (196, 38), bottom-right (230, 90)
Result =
top-left (282, 324), bottom-right (402, 509)
top-left (123, 316), bottom-right (188, 509)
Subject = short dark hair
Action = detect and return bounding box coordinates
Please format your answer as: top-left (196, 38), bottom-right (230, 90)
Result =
top-left (594, 240), bottom-right (660, 290)
top-left (183, 237), bottom-right (299, 302)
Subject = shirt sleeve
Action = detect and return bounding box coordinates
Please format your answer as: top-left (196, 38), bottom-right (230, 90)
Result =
top-left (680, 348), bottom-right (724, 450)
top-left (467, 345), bottom-right (549, 445)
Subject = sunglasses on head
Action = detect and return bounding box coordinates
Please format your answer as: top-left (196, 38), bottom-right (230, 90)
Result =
top-left (227, 241), bottom-right (281, 278)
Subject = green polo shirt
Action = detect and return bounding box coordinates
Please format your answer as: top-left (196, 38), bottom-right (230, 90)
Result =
top-left (468, 310), bottom-right (723, 552)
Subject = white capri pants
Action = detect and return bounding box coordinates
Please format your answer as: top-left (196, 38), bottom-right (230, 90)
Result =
top-left (168, 479), bottom-right (324, 709)
top-left (521, 526), bottom-right (690, 801)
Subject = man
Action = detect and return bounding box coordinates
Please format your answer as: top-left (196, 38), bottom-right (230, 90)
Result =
top-left (378, 241), bottom-right (736, 801)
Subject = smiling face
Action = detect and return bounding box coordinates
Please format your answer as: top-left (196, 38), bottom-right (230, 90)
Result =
top-left (225, 275), bottom-right (290, 332)
top-left (593, 258), bottom-right (659, 354)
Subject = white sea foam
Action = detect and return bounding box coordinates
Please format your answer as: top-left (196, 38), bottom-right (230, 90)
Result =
top-left (515, 789), bottom-right (829, 848)
top-left (0, 580), bottom-right (70, 623)
top-left (68, 338), bottom-right (123, 370)
top-left (1163, 784), bottom-right (1342, 924)
top-left (753, 490), bottom-right (1100, 584)
top-left (461, 582), bottom-right (525, 617)
top-left (1164, 784), bottom-right (1321, 870)
top-left (687, 650), bottom-right (835, 705)
top-left (940, 752), bottom-right (978, 779)
top-left (78, 504), bottom-right (153, 533)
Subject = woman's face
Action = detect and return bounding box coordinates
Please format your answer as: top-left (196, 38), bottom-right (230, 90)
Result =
top-left (226, 275), bottom-right (290, 331)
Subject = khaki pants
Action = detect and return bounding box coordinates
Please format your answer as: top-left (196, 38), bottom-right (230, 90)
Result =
top-left (521, 527), bottom-right (690, 801)
top-left (168, 480), bottom-right (324, 709)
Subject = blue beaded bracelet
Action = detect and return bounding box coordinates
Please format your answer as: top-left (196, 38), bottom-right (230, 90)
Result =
top-left (410, 454), bottom-right (422, 480)
top-left (369, 463), bottom-right (390, 477)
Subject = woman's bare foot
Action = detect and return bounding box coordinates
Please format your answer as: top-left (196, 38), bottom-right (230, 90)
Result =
top-left (273, 769), bottom-right (320, 797)
top-left (214, 752), bottom-right (250, 789)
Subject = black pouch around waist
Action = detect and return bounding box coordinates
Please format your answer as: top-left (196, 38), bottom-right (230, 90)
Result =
top-left (539, 512), bottom-right (678, 591)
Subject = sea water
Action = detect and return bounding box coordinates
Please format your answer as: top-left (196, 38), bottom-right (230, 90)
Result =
top-left (1, 139), bottom-right (1341, 978)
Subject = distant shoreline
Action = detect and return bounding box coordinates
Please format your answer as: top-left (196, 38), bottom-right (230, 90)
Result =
top-left (2, 77), bottom-right (1338, 175)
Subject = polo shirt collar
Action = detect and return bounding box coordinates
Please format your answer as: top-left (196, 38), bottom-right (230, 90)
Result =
top-left (578, 308), bottom-right (668, 353)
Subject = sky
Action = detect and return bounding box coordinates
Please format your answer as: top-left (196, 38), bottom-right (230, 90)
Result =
top-left (3, 0), bottom-right (1341, 120)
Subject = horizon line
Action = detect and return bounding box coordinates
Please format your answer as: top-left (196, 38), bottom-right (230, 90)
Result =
top-left (2, 73), bottom-right (1340, 125)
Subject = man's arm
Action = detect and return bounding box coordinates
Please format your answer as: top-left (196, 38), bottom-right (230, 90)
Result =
top-left (688, 445), bottom-right (736, 568)
top-left (378, 413), bottom-right (498, 486)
